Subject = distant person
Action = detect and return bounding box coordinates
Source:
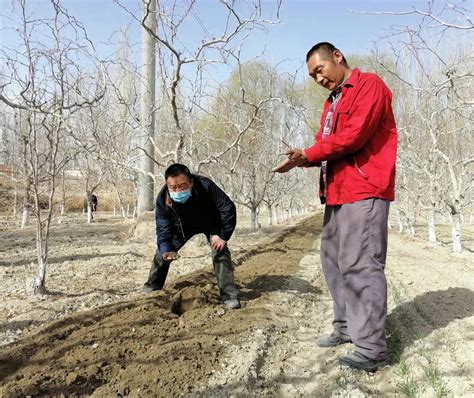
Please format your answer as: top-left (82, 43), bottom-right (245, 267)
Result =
top-left (273, 42), bottom-right (397, 371)
top-left (84, 191), bottom-right (98, 218)
top-left (144, 163), bottom-right (241, 310)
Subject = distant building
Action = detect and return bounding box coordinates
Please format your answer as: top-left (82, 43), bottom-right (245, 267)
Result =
top-left (0, 164), bottom-right (14, 186)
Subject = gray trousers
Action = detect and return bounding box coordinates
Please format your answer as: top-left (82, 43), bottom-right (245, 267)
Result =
top-left (321, 198), bottom-right (389, 360)
top-left (144, 245), bottom-right (239, 301)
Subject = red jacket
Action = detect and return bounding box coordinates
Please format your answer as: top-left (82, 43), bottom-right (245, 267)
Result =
top-left (304, 68), bottom-right (397, 205)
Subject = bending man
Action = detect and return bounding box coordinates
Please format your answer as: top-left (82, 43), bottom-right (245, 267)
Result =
top-left (144, 163), bottom-right (241, 310)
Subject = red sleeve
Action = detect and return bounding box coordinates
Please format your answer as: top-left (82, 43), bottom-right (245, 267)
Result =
top-left (304, 76), bottom-right (390, 163)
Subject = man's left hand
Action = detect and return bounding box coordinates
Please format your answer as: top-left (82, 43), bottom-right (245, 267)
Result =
top-left (211, 235), bottom-right (227, 251)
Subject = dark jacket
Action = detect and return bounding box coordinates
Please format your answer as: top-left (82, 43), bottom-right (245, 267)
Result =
top-left (155, 175), bottom-right (237, 254)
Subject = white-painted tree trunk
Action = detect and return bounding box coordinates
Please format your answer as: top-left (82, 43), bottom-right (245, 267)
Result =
top-left (250, 207), bottom-right (258, 232)
top-left (32, 255), bottom-right (48, 295)
top-left (267, 204), bottom-right (273, 226)
top-left (13, 188), bottom-right (17, 216)
top-left (273, 207), bottom-right (279, 224)
top-left (87, 204), bottom-right (93, 224)
top-left (21, 207), bottom-right (30, 229)
top-left (428, 212), bottom-right (437, 244)
top-left (398, 220), bottom-right (404, 233)
top-left (451, 214), bottom-right (462, 253)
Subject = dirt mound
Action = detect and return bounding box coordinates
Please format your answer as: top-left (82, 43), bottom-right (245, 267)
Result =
top-left (0, 216), bottom-right (321, 397)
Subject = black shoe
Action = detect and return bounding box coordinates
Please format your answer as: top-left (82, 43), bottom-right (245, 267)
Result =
top-left (339, 351), bottom-right (389, 372)
top-left (317, 333), bottom-right (352, 347)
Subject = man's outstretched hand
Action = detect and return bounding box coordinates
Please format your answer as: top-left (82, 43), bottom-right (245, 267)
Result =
top-left (272, 158), bottom-right (298, 173)
top-left (163, 251), bottom-right (179, 261)
top-left (272, 148), bottom-right (308, 173)
top-left (211, 235), bottom-right (227, 251)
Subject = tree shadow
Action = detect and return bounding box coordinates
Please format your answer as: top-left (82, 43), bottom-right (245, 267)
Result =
top-left (0, 320), bottom-right (41, 332)
top-left (0, 251), bottom-right (136, 268)
top-left (386, 287), bottom-right (474, 362)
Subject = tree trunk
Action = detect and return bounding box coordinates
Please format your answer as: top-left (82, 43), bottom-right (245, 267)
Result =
top-left (60, 172), bottom-right (66, 215)
top-left (428, 210), bottom-right (437, 244)
top-left (115, 189), bottom-right (127, 219)
top-left (33, 198), bottom-right (49, 295)
top-left (21, 178), bottom-right (31, 229)
top-left (21, 207), bottom-right (30, 229)
top-left (33, 255), bottom-right (48, 295)
top-left (250, 207), bottom-right (258, 232)
top-left (13, 186), bottom-right (17, 216)
top-left (273, 207), bottom-right (279, 224)
top-left (267, 203), bottom-right (273, 226)
top-left (137, 0), bottom-right (156, 215)
top-left (21, 174), bottom-right (30, 229)
top-left (397, 212), bottom-right (407, 233)
top-left (87, 203), bottom-right (93, 224)
top-left (451, 213), bottom-right (462, 253)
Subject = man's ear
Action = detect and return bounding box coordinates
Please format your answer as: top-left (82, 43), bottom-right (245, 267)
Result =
top-left (333, 49), bottom-right (344, 64)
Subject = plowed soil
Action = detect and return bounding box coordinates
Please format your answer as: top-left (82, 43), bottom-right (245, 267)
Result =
top-left (0, 213), bottom-right (473, 397)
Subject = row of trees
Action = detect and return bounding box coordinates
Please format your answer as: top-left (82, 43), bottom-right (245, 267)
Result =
top-left (0, 1), bottom-right (472, 294)
top-left (370, 1), bottom-right (473, 252)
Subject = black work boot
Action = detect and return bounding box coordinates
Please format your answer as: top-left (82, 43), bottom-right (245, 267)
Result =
top-left (339, 351), bottom-right (389, 372)
top-left (316, 333), bottom-right (352, 347)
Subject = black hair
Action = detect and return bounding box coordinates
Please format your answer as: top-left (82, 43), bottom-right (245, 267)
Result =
top-left (164, 163), bottom-right (192, 180)
top-left (306, 42), bottom-right (348, 65)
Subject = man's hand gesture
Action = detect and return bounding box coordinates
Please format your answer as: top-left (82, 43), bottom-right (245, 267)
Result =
top-left (162, 251), bottom-right (179, 261)
top-left (272, 148), bottom-right (308, 173)
top-left (211, 235), bottom-right (227, 251)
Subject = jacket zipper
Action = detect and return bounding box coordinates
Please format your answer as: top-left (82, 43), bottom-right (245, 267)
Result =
top-left (170, 206), bottom-right (186, 241)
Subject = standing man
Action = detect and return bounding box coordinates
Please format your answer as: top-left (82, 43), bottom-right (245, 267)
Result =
top-left (144, 163), bottom-right (241, 310)
top-left (274, 42), bottom-right (397, 371)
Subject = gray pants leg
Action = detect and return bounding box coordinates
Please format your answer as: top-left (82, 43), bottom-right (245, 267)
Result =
top-left (212, 246), bottom-right (239, 301)
top-left (320, 198), bottom-right (389, 360)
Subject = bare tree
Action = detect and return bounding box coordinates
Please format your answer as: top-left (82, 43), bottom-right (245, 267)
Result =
top-left (0, 0), bottom-right (105, 293)
top-left (370, 1), bottom-right (473, 252)
top-left (114, 0), bottom-right (283, 184)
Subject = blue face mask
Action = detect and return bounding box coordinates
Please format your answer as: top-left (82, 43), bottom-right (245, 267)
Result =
top-left (170, 189), bottom-right (192, 203)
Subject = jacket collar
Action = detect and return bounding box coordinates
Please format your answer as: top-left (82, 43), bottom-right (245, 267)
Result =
top-left (328, 68), bottom-right (360, 101)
